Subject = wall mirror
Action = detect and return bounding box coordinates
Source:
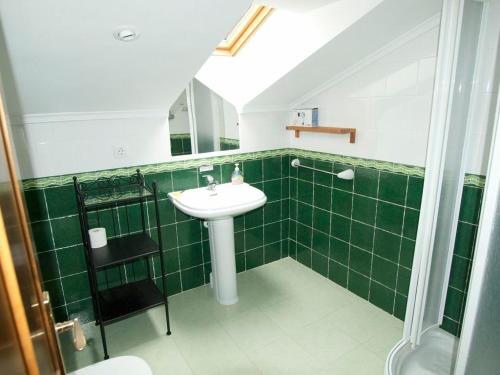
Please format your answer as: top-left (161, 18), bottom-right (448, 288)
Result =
top-left (168, 79), bottom-right (239, 156)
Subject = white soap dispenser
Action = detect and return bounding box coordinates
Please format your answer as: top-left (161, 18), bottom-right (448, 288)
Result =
top-left (231, 163), bottom-right (244, 185)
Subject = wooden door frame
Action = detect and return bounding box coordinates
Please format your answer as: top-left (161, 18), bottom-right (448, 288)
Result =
top-left (0, 80), bottom-right (65, 373)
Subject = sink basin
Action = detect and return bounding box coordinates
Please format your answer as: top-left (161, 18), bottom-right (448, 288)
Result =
top-left (168, 182), bottom-right (267, 305)
top-left (168, 182), bottom-right (266, 219)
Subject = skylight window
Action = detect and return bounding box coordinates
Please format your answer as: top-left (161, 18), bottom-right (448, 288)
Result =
top-left (214, 5), bottom-right (273, 56)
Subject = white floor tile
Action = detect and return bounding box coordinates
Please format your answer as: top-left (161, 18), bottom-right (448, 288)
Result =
top-left (63, 258), bottom-right (402, 375)
top-left (247, 336), bottom-right (323, 375)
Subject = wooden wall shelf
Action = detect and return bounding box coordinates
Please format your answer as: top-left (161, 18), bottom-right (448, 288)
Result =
top-left (286, 126), bottom-right (356, 143)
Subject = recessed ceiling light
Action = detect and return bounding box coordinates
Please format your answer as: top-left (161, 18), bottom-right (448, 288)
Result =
top-left (113, 27), bottom-right (139, 42)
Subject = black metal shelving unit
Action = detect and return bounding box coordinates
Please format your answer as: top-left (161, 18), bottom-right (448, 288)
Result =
top-left (73, 169), bottom-right (171, 360)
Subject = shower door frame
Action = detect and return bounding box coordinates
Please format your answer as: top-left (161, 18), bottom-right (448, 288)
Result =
top-left (402, 0), bottom-right (468, 346)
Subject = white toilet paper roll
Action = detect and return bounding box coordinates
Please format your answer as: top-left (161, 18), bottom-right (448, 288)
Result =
top-left (89, 228), bottom-right (107, 248)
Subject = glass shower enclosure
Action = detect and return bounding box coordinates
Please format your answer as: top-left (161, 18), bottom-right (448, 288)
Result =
top-left (386, 0), bottom-right (500, 373)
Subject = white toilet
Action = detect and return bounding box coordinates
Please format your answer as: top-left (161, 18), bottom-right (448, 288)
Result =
top-left (69, 356), bottom-right (153, 375)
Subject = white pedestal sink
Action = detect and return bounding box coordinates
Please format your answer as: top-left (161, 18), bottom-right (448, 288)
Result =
top-left (169, 183), bottom-right (266, 305)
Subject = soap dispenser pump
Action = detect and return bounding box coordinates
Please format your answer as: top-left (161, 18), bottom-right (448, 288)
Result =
top-left (231, 163), bottom-right (244, 185)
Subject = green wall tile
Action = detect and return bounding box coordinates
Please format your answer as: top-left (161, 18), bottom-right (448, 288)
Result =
top-left (376, 202), bottom-right (404, 234)
top-left (297, 243), bottom-right (311, 267)
top-left (352, 195), bottom-right (376, 225)
top-left (45, 185), bottom-right (78, 218)
top-left (265, 242), bottom-right (281, 263)
top-left (281, 156), bottom-right (290, 178)
top-left (448, 255), bottom-right (470, 291)
top-left (314, 165), bottom-right (333, 187)
top-left (348, 271), bottom-right (369, 299)
top-left (297, 223), bottom-right (312, 247)
top-left (332, 189), bottom-right (353, 218)
top-left (245, 226), bottom-right (264, 250)
top-left (181, 266), bottom-right (204, 291)
top-left (330, 237), bottom-right (349, 265)
top-left (331, 214), bottom-right (350, 242)
top-left (350, 221), bottom-right (374, 251)
top-left (24, 189), bottom-right (48, 222)
top-left (378, 172), bottom-right (407, 205)
top-left (246, 247), bottom-right (264, 269)
top-left (172, 169), bottom-right (198, 191)
top-left (297, 180), bottom-right (313, 204)
top-left (264, 222), bottom-right (281, 244)
top-left (264, 179), bottom-right (281, 202)
top-left (312, 252), bottom-right (328, 277)
top-left (394, 293), bottom-right (407, 321)
top-left (329, 261), bottom-right (348, 287)
top-left (373, 229), bottom-right (401, 263)
top-left (400, 238), bottom-right (415, 268)
top-left (313, 185), bottom-right (332, 210)
top-left (312, 229), bottom-right (329, 257)
top-left (31, 220), bottom-right (54, 252)
top-left (52, 216), bottom-right (82, 248)
top-left (313, 208), bottom-right (330, 234)
top-left (403, 208), bottom-right (420, 240)
top-left (444, 287), bottom-right (464, 322)
top-left (57, 245), bottom-right (87, 276)
top-left (297, 202), bottom-right (313, 227)
top-left (396, 267), bottom-right (411, 296)
top-left (236, 253), bottom-right (246, 273)
top-left (176, 220), bottom-right (201, 246)
top-left (455, 222), bottom-right (476, 259)
top-left (263, 157), bottom-right (282, 180)
top-left (243, 160), bottom-right (263, 183)
top-left (179, 242), bottom-right (203, 269)
top-left (369, 282), bottom-right (395, 314)
top-left (371, 256), bottom-right (397, 289)
top-left (349, 247), bottom-right (371, 276)
top-left (264, 201), bottom-right (281, 224)
top-left (354, 168), bottom-right (378, 198)
top-left (61, 272), bottom-right (90, 303)
top-left (145, 172), bottom-right (173, 195)
top-left (441, 317), bottom-right (459, 336)
top-left (406, 177), bottom-right (424, 209)
top-left (164, 249), bottom-right (180, 273)
top-left (166, 272), bottom-right (182, 295)
top-left (160, 224), bottom-right (178, 250)
top-left (235, 231), bottom-right (244, 253)
top-left (459, 186), bottom-right (482, 224)
top-left (246, 207), bottom-right (264, 228)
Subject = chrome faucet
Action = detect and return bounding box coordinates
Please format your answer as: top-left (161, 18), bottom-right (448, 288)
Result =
top-left (203, 175), bottom-right (218, 193)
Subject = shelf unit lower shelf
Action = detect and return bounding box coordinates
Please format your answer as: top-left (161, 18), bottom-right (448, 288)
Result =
top-left (92, 232), bottom-right (159, 269)
top-left (97, 279), bottom-right (164, 325)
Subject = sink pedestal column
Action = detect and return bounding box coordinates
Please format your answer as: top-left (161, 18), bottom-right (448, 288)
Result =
top-left (207, 217), bottom-right (238, 305)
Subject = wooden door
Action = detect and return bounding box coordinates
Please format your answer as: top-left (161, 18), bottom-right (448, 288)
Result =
top-left (0, 80), bottom-right (65, 373)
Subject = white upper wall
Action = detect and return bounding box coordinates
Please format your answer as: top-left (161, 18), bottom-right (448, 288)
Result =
top-left (0, 0), bottom-right (252, 115)
top-left (288, 20), bottom-right (440, 167)
top-left (196, 0), bottom-right (383, 111)
top-left (465, 0), bottom-right (500, 175)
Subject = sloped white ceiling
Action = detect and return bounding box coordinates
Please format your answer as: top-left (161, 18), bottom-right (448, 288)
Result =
top-left (0, 0), bottom-right (251, 115)
top-left (244, 0), bottom-right (442, 111)
top-left (195, 0), bottom-right (441, 112)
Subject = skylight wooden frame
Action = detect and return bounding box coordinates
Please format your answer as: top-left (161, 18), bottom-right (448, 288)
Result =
top-left (214, 5), bottom-right (273, 56)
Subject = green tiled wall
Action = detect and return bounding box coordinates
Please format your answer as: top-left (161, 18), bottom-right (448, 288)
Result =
top-left (23, 147), bottom-right (483, 330)
top-left (441, 183), bottom-right (484, 336)
top-left (220, 138), bottom-right (240, 151)
top-left (24, 154), bottom-right (289, 323)
top-left (287, 155), bottom-right (423, 320)
top-left (170, 134), bottom-right (192, 156)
